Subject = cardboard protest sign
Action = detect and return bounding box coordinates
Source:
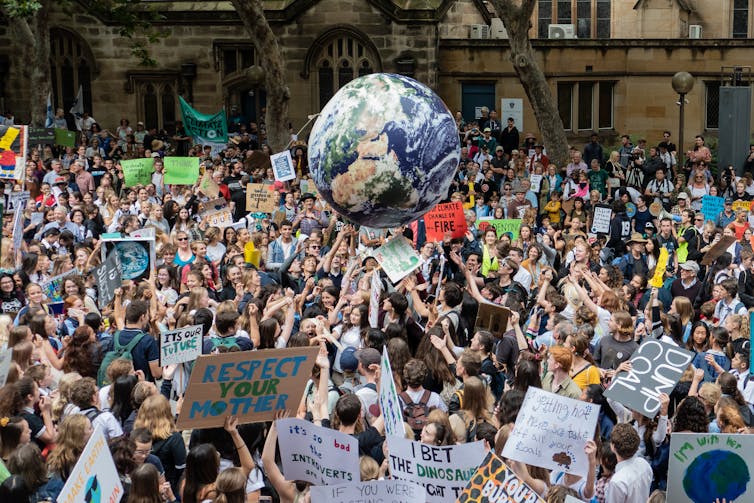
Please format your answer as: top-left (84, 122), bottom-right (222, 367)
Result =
top-left (590, 204), bottom-right (612, 234)
top-left (701, 195), bottom-right (725, 224)
top-left (164, 157), bottom-right (200, 185)
top-left (0, 125), bottom-right (27, 180)
top-left (387, 435), bottom-right (486, 503)
top-left (176, 346), bottom-right (319, 430)
top-left (458, 451), bottom-right (545, 503)
top-left (121, 158), bottom-right (154, 187)
top-left (477, 219), bottom-right (521, 241)
top-left (271, 150), bottom-right (296, 182)
top-left (701, 235), bottom-right (737, 266)
top-left (502, 387), bottom-right (599, 478)
top-left (649, 247), bottom-right (669, 288)
top-left (311, 480), bottom-right (425, 503)
top-left (130, 227), bottom-right (156, 239)
top-left (94, 251), bottom-right (122, 309)
top-left (246, 183), bottom-right (279, 213)
top-left (101, 236), bottom-right (156, 282)
top-left (605, 339), bottom-right (694, 418)
top-left (198, 197), bottom-right (228, 215)
top-left (41, 269), bottom-right (77, 304)
top-left (204, 208), bottom-right (234, 228)
top-left (0, 348), bottom-right (13, 387)
top-left (374, 237), bottom-right (422, 284)
top-left (199, 170), bottom-right (220, 198)
top-left (474, 302), bottom-right (511, 340)
top-left (54, 127), bottom-right (76, 148)
top-left (424, 202), bottom-right (467, 241)
top-left (56, 426), bottom-right (123, 503)
top-left (160, 325), bottom-right (203, 366)
top-left (379, 348), bottom-right (404, 437)
top-left (276, 418), bottom-right (359, 485)
top-left (668, 433), bottom-right (754, 503)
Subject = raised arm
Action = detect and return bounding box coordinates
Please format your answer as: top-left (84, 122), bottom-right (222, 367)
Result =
top-left (261, 412), bottom-right (296, 502)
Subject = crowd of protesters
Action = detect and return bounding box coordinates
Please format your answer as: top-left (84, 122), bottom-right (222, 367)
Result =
top-left (0, 103), bottom-right (751, 503)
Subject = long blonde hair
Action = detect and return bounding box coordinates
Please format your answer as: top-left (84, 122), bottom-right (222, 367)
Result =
top-left (47, 415), bottom-right (90, 480)
top-left (133, 394), bottom-right (175, 440)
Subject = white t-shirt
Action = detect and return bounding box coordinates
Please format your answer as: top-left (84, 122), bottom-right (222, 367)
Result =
top-left (400, 387), bottom-right (448, 412)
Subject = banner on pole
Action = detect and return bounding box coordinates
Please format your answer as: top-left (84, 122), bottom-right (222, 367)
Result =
top-left (179, 97), bottom-right (228, 144)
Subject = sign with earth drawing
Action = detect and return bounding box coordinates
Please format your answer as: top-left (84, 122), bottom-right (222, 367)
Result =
top-left (100, 236), bottom-right (156, 282)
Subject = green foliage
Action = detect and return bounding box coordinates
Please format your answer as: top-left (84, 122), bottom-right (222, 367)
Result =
top-left (0, 0), bottom-right (42, 18)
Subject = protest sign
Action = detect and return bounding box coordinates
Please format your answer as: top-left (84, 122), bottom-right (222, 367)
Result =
top-left (94, 251), bottom-right (122, 309)
top-left (0, 125), bottom-right (27, 180)
top-left (204, 208), bottom-right (234, 228)
top-left (477, 219), bottom-right (521, 242)
top-left (179, 96), bottom-right (228, 143)
top-left (276, 418), bottom-right (359, 485)
top-left (605, 339), bottom-right (694, 418)
top-left (424, 202), bottom-right (467, 241)
top-left (41, 269), bottom-right (77, 304)
top-left (164, 157), bottom-right (200, 185)
top-left (458, 451), bottom-right (545, 503)
top-left (502, 387), bottom-right (599, 477)
top-left (57, 426), bottom-right (123, 503)
top-left (474, 302), bottom-right (512, 340)
top-left (701, 195), bottom-right (725, 224)
top-left (374, 236), bottom-right (421, 284)
top-left (387, 435), bottom-right (485, 503)
top-left (54, 127), bottom-right (76, 148)
top-left (379, 348), bottom-right (404, 437)
top-left (199, 170), bottom-right (220, 198)
top-left (160, 325), bottom-right (203, 366)
top-left (121, 158), bottom-right (154, 187)
top-left (28, 127), bottom-right (55, 149)
top-left (198, 197), bottom-right (228, 215)
top-left (0, 348), bottom-right (13, 387)
top-left (176, 346), bottom-right (319, 430)
top-left (246, 183), bottom-right (279, 213)
top-left (11, 206), bottom-right (22, 252)
top-left (590, 204), bottom-right (612, 234)
top-left (649, 247), bottom-right (669, 288)
top-left (732, 200), bottom-right (751, 213)
top-left (5, 190), bottom-right (30, 213)
top-left (271, 150), bottom-right (296, 182)
top-left (701, 235), bottom-right (737, 266)
top-left (369, 272), bottom-right (382, 329)
top-left (668, 433), bottom-right (754, 503)
top-left (130, 227), bottom-right (156, 239)
top-left (101, 236), bottom-right (156, 282)
top-left (529, 174), bottom-right (543, 193)
top-left (311, 480), bottom-right (425, 503)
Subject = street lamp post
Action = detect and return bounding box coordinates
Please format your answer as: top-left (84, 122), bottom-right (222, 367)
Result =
top-left (671, 72), bottom-right (695, 158)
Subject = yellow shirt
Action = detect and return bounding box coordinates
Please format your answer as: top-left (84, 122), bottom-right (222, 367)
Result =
top-left (570, 363), bottom-right (601, 390)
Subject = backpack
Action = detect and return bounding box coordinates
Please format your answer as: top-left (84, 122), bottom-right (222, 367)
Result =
top-left (82, 408), bottom-right (102, 423)
top-left (209, 336), bottom-right (241, 352)
top-left (97, 331), bottom-right (147, 387)
top-left (400, 390), bottom-right (434, 435)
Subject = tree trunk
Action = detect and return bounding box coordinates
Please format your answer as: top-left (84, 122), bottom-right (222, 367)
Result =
top-left (488, 0), bottom-right (569, 168)
top-left (7, 1), bottom-right (51, 126)
top-left (230, 0), bottom-right (291, 153)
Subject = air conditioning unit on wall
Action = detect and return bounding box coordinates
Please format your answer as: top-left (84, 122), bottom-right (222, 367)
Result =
top-left (689, 25), bottom-right (703, 39)
top-left (470, 24), bottom-right (490, 39)
top-left (490, 18), bottom-right (509, 39)
top-left (549, 24), bottom-right (577, 39)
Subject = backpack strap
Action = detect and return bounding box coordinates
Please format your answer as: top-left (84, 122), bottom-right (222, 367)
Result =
top-left (399, 391), bottom-right (412, 406)
top-left (419, 390), bottom-right (431, 406)
top-left (122, 331), bottom-right (147, 354)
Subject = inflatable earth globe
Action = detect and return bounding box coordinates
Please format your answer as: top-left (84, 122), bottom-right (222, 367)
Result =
top-left (308, 73), bottom-right (460, 228)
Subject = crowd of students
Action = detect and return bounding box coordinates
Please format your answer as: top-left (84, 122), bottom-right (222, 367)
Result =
top-left (0, 108), bottom-right (751, 503)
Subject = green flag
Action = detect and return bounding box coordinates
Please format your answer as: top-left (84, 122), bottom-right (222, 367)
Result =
top-left (164, 157), bottom-right (200, 185)
top-left (54, 128), bottom-right (76, 148)
top-left (179, 96), bottom-right (228, 143)
top-left (121, 158), bottom-right (154, 187)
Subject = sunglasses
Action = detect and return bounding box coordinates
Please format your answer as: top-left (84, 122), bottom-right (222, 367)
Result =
top-left (177, 237), bottom-right (188, 241)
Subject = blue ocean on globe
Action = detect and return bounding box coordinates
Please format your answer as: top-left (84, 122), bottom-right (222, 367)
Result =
top-left (115, 241), bottom-right (150, 280)
top-left (308, 73), bottom-right (460, 228)
top-left (682, 449), bottom-right (749, 503)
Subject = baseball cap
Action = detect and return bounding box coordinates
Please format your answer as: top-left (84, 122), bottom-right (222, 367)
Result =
top-left (355, 348), bottom-right (381, 368)
top-left (677, 192), bottom-right (689, 200)
top-left (483, 127), bottom-right (491, 132)
top-left (679, 260), bottom-right (700, 274)
top-left (725, 198), bottom-right (733, 205)
top-left (340, 347), bottom-right (359, 372)
top-left (496, 146), bottom-right (504, 152)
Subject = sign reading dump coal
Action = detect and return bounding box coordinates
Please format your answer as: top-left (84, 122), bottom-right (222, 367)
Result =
top-left (176, 347), bottom-right (319, 430)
